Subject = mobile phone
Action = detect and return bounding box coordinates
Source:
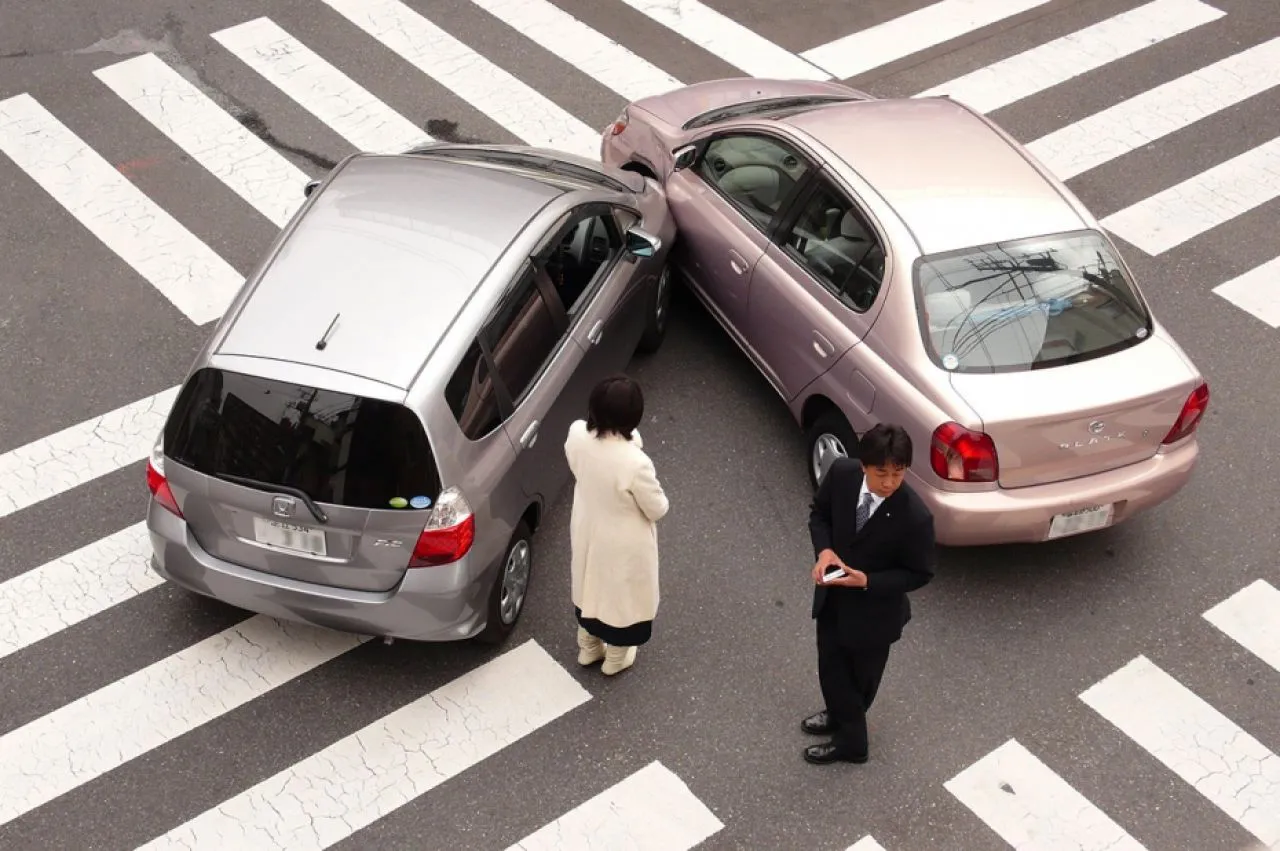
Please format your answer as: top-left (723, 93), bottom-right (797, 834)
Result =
top-left (822, 566), bottom-right (847, 583)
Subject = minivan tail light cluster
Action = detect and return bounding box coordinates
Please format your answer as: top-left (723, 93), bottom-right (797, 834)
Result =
top-left (146, 435), bottom-right (184, 518)
top-left (1161, 382), bottom-right (1210, 445)
top-left (409, 487), bottom-right (476, 568)
top-left (931, 422), bottom-right (999, 483)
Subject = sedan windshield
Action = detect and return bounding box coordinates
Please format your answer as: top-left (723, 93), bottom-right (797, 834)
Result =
top-left (915, 230), bottom-right (1153, 374)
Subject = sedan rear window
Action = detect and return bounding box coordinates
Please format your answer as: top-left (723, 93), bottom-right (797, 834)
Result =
top-left (914, 230), bottom-right (1153, 374)
top-left (164, 368), bottom-right (441, 510)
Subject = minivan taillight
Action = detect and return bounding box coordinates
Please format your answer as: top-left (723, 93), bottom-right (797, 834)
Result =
top-left (409, 487), bottom-right (476, 567)
top-left (1162, 381), bottom-right (1210, 445)
top-left (931, 422), bottom-right (999, 483)
top-left (146, 435), bottom-right (183, 518)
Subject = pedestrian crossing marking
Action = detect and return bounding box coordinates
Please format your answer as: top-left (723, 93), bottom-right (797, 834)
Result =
top-left (212, 17), bottom-right (433, 155)
top-left (462, 0), bottom-right (685, 102)
top-left (917, 0), bottom-right (1225, 113)
top-left (1204, 578), bottom-right (1280, 673)
top-left (0, 95), bottom-right (242, 326)
top-left (1101, 134), bottom-right (1280, 255)
top-left (1025, 35), bottom-right (1280, 181)
top-left (944, 738), bottom-right (1147, 851)
top-left (0, 616), bottom-right (366, 829)
top-left (1213, 257), bottom-right (1280, 329)
top-left (138, 640), bottom-right (590, 850)
top-left (0, 522), bottom-right (156, 662)
top-left (802, 0), bottom-right (1053, 81)
top-left (0, 384), bottom-right (179, 521)
top-left (1080, 655), bottom-right (1280, 847)
top-left (95, 53), bottom-right (313, 229)
top-left (846, 836), bottom-right (889, 851)
top-left (505, 761), bottom-right (723, 851)
top-left (320, 0), bottom-right (599, 159)
top-left (620, 0), bottom-right (828, 81)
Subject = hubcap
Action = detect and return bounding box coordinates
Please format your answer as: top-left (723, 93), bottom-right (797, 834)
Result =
top-left (654, 268), bottom-right (671, 329)
top-left (499, 540), bottom-right (531, 625)
top-left (812, 432), bottom-right (849, 484)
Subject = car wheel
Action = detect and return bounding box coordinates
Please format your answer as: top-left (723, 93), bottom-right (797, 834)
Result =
top-left (475, 521), bottom-right (533, 645)
top-left (805, 409), bottom-right (858, 490)
top-left (636, 265), bottom-right (672, 355)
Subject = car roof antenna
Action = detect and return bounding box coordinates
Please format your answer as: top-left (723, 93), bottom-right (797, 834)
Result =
top-left (315, 313), bottom-right (340, 351)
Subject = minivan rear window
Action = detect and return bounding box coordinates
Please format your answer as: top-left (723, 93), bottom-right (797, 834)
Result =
top-left (914, 230), bottom-right (1153, 374)
top-left (164, 368), bottom-right (441, 510)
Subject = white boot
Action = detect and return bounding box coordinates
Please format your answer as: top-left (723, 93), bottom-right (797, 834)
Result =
top-left (577, 627), bottom-right (605, 666)
top-left (601, 645), bottom-right (637, 676)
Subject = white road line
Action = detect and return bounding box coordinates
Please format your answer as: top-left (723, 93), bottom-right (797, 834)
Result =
top-left (619, 0), bottom-right (828, 81)
top-left (1080, 656), bottom-right (1280, 847)
top-left (1212, 257), bottom-right (1280, 329)
top-left (802, 0), bottom-right (1053, 81)
top-left (917, 0), bottom-right (1224, 113)
top-left (462, 0), bottom-right (684, 102)
top-left (1101, 135), bottom-right (1280, 255)
top-left (212, 17), bottom-right (431, 155)
top-left (846, 837), bottom-right (889, 851)
top-left (1204, 578), bottom-right (1280, 673)
top-left (0, 616), bottom-right (364, 829)
top-left (95, 53), bottom-right (312, 229)
top-left (506, 761), bottom-right (723, 850)
top-left (320, 0), bottom-right (598, 159)
top-left (139, 640), bottom-right (589, 850)
top-left (0, 523), bottom-right (157, 662)
top-left (944, 738), bottom-right (1147, 851)
top-left (0, 385), bottom-right (179, 521)
top-left (1026, 36), bottom-right (1280, 181)
top-left (0, 94), bottom-right (243, 326)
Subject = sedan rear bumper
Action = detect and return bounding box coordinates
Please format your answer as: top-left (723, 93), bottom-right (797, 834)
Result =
top-left (920, 438), bottom-right (1199, 547)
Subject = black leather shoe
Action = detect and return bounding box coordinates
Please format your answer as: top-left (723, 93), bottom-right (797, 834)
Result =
top-left (801, 710), bottom-right (835, 735)
top-left (803, 742), bottom-right (868, 765)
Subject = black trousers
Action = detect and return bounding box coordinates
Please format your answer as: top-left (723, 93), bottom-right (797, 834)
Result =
top-left (816, 612), bottom-right (892, 757)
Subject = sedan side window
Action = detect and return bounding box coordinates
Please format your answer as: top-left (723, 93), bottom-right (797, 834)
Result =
top-left (695, 134), bottom-right (812, 231)
top-left (780, 178), bottom-right (886, 312)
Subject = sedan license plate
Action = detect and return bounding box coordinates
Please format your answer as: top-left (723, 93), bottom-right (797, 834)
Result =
top-left (1048, 504), bottom-right (1114, 540)
top-left (253, 517), bottom-right (327, 556)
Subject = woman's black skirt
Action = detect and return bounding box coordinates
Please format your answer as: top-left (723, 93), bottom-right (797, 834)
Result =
top-left (575, 606), bottom-right (652, 647)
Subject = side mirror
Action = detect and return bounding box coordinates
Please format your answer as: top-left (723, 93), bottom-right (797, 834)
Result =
top-left (672, 144), bottom-right (697, 172)
top-left (625, 227), bottom-right (661, 259)
top-left (303, 179), bottom-right (321, 198)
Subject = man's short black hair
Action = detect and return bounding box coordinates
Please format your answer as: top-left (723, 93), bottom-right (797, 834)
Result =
top-left (587, 374), bottom-right (644, 440)
top-left (858, 423), bottom-right (912, 468)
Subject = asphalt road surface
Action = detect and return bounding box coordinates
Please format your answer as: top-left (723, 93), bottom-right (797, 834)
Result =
top-left (1, 0), bottom-right (1279, 849)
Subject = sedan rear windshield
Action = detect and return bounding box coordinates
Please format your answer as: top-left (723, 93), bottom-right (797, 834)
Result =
top-left (164, 368), bottom-right (441, 510)
top-left (914, 231), bottom-right (1153, 374)
top-left (682, 95), bottom-right (861, 130)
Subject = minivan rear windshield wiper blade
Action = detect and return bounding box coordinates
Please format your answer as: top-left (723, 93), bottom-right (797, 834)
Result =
top-left (215, 473), bottom-right (329, 524)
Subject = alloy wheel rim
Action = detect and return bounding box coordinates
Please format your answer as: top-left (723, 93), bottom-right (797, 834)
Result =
top-left (812, 432), bottom-right (848, 484)
top-left (499, 540), bottom-right (531, 625)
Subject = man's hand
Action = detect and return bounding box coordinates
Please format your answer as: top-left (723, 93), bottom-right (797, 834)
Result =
top-left (825, 568), bottom-right (868, 588)
top-left (812, 549), bottom-right (859, 586)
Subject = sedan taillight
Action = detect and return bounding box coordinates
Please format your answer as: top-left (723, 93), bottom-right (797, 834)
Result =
top-left (1161, 381), bottom-right (1210, 445)
top-left (930, 422), bottom-right (999, 483)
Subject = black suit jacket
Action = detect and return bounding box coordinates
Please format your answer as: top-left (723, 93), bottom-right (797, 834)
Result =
top-left (809, 458), bottom-right (936, 647)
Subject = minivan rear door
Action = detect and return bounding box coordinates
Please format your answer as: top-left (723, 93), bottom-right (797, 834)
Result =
top-left (161, 367), bottom-right (441, 593)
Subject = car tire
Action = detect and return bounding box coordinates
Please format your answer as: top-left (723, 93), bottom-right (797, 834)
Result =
top-left (475, 521), bottom-right (533, 645)
top-left (635, 265), bottom-right (673, 355)
top-left (805, 409), bottom-right (859, 490)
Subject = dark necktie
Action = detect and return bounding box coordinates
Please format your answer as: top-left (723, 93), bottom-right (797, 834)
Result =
top-left (855, 492), bottom-right (875, 533)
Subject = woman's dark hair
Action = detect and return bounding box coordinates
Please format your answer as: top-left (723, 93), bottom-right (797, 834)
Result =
top-left (858, 423), bottom-right (913, 468)
top-left (587, 374), bottom-right (644, 440)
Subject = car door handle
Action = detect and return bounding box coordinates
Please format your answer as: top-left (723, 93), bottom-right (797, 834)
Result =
top-left (812, 331), bottom-right (834, 358)
top-left (520, 420), bottom-right (540, 449)
top-left (728, 249), bottom-right (747, 276)
top-left (587, 320), bottom-right (604, 346)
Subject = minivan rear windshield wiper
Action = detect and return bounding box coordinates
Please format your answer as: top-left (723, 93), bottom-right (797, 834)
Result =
top-left (216, 473), bottom-right (329, 524)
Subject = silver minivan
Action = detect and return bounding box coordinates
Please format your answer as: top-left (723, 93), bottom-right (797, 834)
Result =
top-left (146, 144), bottom-right (676, 644)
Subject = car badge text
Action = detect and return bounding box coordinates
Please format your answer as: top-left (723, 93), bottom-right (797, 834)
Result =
top-left (1060, 420), bottom-right (1126, 450)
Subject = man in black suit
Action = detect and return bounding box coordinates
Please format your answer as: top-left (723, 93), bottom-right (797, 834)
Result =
top-left (802, 423), bottom-right (936, 765)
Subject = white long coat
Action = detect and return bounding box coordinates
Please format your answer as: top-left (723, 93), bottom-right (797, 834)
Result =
top-left (564, 419), bottom-right (669, 628)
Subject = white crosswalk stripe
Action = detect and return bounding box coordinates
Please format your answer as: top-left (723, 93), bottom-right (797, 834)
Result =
top-left (0, 0), bottom-right (1277, 846)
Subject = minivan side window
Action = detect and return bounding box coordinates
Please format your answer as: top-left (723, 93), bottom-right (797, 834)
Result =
top-left (443, 339), bottom-right (503, 440)
top-left (695, 134), bottom-right (813, 231)
top-left (536, 211), bottom-right (624, 319)
top-left (779, 176), bottom-right (886, 312)
top-left (482, 266), bottom-right (565, 406)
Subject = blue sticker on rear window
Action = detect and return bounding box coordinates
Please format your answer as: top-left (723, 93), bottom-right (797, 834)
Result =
top-left (410, 495), bottom-right (431, 509)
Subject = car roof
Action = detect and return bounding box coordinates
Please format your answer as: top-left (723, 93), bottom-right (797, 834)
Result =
top-left (779, 98), bottom-right (1086, 255)
top-left (216, 153), bottom-right (566, 391)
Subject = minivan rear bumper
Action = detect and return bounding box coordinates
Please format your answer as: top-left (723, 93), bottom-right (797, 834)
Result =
top-left (919, 438), bottom-right (1198, 547)
top-left (147, 504), bottom-right (494, 641)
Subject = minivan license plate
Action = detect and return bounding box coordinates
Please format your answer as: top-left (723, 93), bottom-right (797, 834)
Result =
top-left (253, 517), bottom-right (327, 556)
top-left (1047, 504), bottom-right (1114, 540)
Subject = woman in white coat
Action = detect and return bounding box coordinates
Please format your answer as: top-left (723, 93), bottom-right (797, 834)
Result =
top-left (564, 375), bottom-right (669, 676)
